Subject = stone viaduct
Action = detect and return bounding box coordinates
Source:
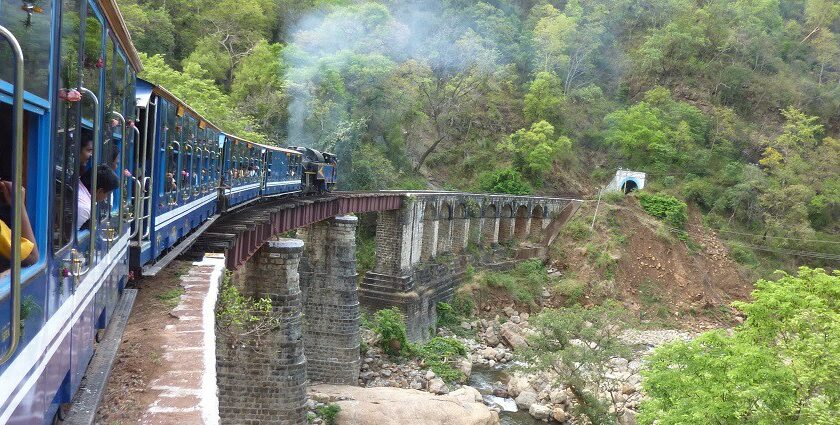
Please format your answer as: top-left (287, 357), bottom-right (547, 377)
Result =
top-left (193, 191), bottom-right (581, 424)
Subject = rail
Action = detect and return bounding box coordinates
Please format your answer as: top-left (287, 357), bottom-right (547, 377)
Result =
top-left (0, 24), bottom-right (24, 365)
top-left (78, 86), bottom-right (99, 276)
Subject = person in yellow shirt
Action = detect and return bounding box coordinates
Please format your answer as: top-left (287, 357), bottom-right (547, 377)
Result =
top-left (0, 180), bottom-right (39, 274)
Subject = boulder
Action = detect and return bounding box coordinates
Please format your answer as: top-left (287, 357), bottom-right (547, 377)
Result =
top-left (484, 332), bottom-right (500, 347)
top-left (503, 306), bottom-right (517, 317)
top-left (529, 403), bottom-right (552, 421)
top-left (428, 377), bottom-right (450, 395)
top-left (457, 359), bottom-right (473, 382)
top-left (499, 322), bottom-right (529, 350)
top-left (480, 347), bottom-right (497, 360)
top-left (309, 384), bottom-right (500, 425)
top-left (450, 386), bottom-right (483, 403)
top-left (514, 389), bottom-right (538, 410)
top-left (506, 374), bottom-right (530, 398)
top-left (552, 407), bottom-right (567, 423)
top-left (549, 389), bottom-right (567, 405)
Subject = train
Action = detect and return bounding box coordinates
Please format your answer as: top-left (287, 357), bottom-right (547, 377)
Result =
top-left (0, 1), bottom-right (336, 423)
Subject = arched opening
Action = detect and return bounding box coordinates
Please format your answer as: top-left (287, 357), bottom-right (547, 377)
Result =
top-left (531, 205), bottom-right (545, 242)
top-left (514, 205), bottom-right (529, 241)
top-left (421, 202), bottom-right (437, 260)
top-left (452, 204), bottom-right (468, 254)
top-left (622, 179), bottom-right (638, 194)
top-left (498, 204), bottom-right (513, 244)
top-left (437, 202), bottom-right (452, 254)
top-left (482, 205), bottom-right (497, 246)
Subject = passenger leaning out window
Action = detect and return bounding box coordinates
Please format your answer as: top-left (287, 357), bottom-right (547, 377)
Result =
top-left (77, 165), bottom-right (120, 230)
top-left (0, 180), bottom-right (40, 275)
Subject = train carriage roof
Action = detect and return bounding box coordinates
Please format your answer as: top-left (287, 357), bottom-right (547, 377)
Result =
top-left (223, 133), bottom-right (301, 156)
top-left (102, 0), bottom-right (143, 72)
top-left (136, 78), bottom-right (221, 133)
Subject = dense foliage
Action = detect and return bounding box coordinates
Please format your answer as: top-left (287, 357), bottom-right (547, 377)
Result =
top-left (637, 193), bottom-right (688, 229)
top-left (118, 0), bottom-right (840, 268)
top-left (416, 337), bottom-right (468, 382)
top-left (640, 268), bottom-right (840, 424)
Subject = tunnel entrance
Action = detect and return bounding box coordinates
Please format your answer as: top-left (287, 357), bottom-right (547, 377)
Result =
top-left (622, 179), bottom-right (638, 194)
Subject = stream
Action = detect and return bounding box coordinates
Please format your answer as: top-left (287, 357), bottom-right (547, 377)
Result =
top-left (469, 365), bottom-right (544, 425)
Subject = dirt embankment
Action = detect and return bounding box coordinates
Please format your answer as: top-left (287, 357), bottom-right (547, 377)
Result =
top-left (95, 261), bottom-right (190, 424)
top-left (550, 196), bottom-right (754, 330)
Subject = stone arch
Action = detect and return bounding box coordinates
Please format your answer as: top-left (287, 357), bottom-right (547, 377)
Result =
top-left (498, 204), bottom-right (514, 244)
top-left (452, 203), bottom-right (469, 254)
top-left (514, 205), bottom-right (530, 241)
top-left (421, 202), bottom-right (437, 260)
top-left (531, 205), bottom-right (545, 242)
top-left (437, 202), bottom-right (453, 254)
top-left (482, 204), bottom-right (498, 246)
top-left (464, 204), bottom-right (481, 247)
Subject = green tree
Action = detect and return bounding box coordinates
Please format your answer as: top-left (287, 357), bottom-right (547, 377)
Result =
top-left (640, 267), bottom-right (840, 424)
top-left (521, 302), bottom-right (632, 424)
top-left (475, 167), bottom-right (532, 195)
top-left (139, 53), bottom-right (264, 141)
top-left (500, 120), bottom-right (572, 184)
top-left (524, 71), bottom-right (564, 127)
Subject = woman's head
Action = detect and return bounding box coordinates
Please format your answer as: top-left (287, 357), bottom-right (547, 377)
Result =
top-left (80, 140), bottom-right (93, 169)
top-left (81, 164), bottom-right (120, 202)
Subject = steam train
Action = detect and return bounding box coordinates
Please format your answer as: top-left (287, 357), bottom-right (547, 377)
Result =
top-left (0, 1), bottom-right (335, 423)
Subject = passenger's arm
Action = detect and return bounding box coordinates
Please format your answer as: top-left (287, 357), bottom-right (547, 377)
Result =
top-left (0, 181), bottom-right (39, 265)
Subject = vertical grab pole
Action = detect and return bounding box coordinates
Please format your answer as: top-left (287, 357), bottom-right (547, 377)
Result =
top-left (110, 111), bottom-right (126, 237)
top-left (78, 87), bottom-right (100, 274)
top-left (0, 25), bottom-right (25, 365)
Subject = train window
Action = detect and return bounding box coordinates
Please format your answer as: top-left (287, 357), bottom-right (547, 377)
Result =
top-left (52, 0), bottom-right (83, 252)
top-left (0, 0), bottom-right (53, 99)
top-left (81, 7), bottom-right (103, 127)
top-left (164, 102), bottom-right (178, 205)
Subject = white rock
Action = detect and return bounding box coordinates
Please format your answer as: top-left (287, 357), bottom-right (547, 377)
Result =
top-left (428, 377), bottom-right (449, 395)
top-left (529, 403), bottom-right (552, 421)
top-left (514, 389), bottom-right (538, 410)
top-left (425, 370), bottom-right (436, 381)
top-left (510, 315), bottom-right (521, 324)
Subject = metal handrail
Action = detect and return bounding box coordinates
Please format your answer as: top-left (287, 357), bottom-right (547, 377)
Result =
top-left (110, 111), bottom-right (126, 237)
top-left (141, 100), bottom-right (156, 242)
top-left (0, 25), bottom-right (24, 365)
top-left (128, 176), bottom-right (143, 239)
top-left (140, 176), bottom-right (151, 239)
top-left (78, 86), bottom-right (99, 277)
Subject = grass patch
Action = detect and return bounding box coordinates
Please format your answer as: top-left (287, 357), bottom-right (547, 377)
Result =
top-left (638, 279), bottom-right (671, 322)
top-left (482, 259), bottom-right (549, 304)
top-left (157, 287), bottom-right (184, 308)
top-left (564, 218), bottom-right (592, 241)
top-left (553, 277), bottom-right (586, 305)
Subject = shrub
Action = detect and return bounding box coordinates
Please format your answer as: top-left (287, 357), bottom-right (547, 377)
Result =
top-left (475, 167), bottom-right (533, 195)
top-left (316, 404), bottom-right (341, 425)
top-left (373, 307), bottom-right (410, 356)
top-left (682, 179), bottom-right (719, 211)
top-left (564, 218), bottom-right (592, 241)
top-left (436, 302), bottom-right (458, 328)
top-left (637, 192), bottom-right (688, 228)
top-left (417, 337), bottom-right (468, 382)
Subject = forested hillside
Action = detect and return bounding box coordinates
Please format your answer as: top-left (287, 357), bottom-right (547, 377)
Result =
top-left (119, 0), bottom-right (840, 273)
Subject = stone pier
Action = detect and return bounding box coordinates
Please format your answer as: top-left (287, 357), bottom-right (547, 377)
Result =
top-left (298, 216), bottom-right (361, 385)
top-left (216, 239), bottom-right (308, 425)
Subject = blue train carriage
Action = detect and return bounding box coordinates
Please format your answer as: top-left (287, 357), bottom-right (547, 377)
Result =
top-left (290, 147), bottom-right (338, 194)
top-left (257, 143), bottom-right (303, 198)
top-left (130, 79), bottom-right (222, 273)
top-left (220, 134), bottom-right (267, 210)
top-left (0, 0), bottom-right (141, 422)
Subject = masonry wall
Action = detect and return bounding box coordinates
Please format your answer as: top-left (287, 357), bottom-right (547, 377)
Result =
top-left (299, 216), bottom-right (361, 385)
top-left (216, 240), bottom-right (308, 425)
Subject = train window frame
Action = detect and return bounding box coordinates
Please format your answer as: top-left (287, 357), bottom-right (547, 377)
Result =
top-left (163, 101), bottom-right (179, 206)
top-left (52, 0), bottom-right (84, 255)
top-left (0, 0), bottom-right (54, 101)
